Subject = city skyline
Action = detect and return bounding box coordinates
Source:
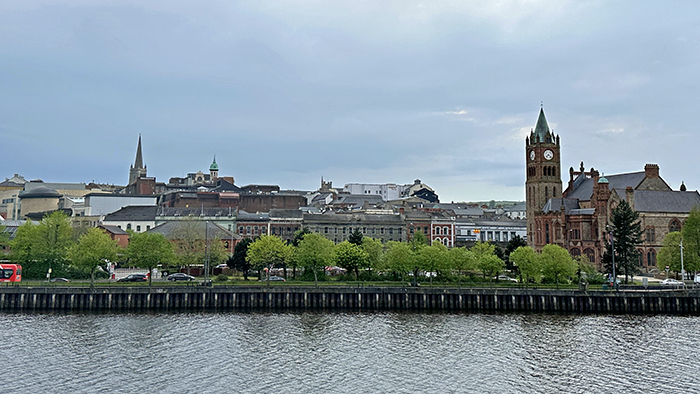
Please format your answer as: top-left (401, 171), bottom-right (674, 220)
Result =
top-left (2, 1), bottom-right (698, 202)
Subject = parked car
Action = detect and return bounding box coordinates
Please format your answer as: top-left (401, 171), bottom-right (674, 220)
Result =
top-left (50, 277), bottom-right (70, 283)
top-left (495, 274), bottom-right (518, 283)
top-left (261, 276), bottom-right (286, 282)
top-left (661, 279), bottom-right (684, 286)
top-left (117, 274), bottom-right (148, 282)
top-left (166, 273), bottom-right (196, 282)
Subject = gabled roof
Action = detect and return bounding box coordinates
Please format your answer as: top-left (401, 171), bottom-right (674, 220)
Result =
top-left (103, 205), bottom-right (158, 221)
top-left (614, 189), bottom-right (700, 213)
top-left (148, 220), bottom-right (239, 240)
top-left (542, 198), bottom-right (581, 214)
top-left (99, 225), bottom-right (129, 235)
top-left (567, 171), bottom-right (646, 201)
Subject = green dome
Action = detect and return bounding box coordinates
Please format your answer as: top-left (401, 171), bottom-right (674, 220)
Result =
top-left (210, 156), bottom-right (219, 171)
top-left (598, 174), bottom-right (608, 184)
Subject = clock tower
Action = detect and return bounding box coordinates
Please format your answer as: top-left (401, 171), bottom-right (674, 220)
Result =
top-left (525, 107), bottom-right (562, 246)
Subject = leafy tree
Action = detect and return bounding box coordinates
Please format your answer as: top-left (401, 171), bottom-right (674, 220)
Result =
top-left (541, 244), bottom-right (577, 287)
top-left (206, 237), bottom-right (228, 273)
top-left (361, 237), bottom-right (384, 273)
top-left (471, 242), bottom-right (504, 280)
top-left (603, 200), bottom-right (642, 283)
top-left (680, 207), bottom-right (700, 277)
top-left (295, 232), bottom-right (335, 284)
top-left (509, 246), bottom-right (541, 285)
top-left (448, 246), bottom-right (476, 285)
top-left (171, 219), bottom-right (205, 274)
top-left (68, 228), bottom-right (119, 286)
top-left (229, 238), bottom-right (253, 280)
top-left (411, 230), bottom-right (429, 249)
top-left (10, 212), bottom-right (74, 279)
top-left (127, 232), bottom-right (175, 285)
top-left (348, 228), bottom-right (363, 246)
top-left (657, 231), bottom-right (698, 276)
top-left (292, 228), bottom-right (311, 247)
top-left (334, 241), bottom-right (369, 281)
top-left (383, 241), bottom-right (415, 282)
top-left (504, 235), bottom-right (527, 270)
top-left (246, 235), bottom-right (291, 282)
top-left (416, 243), bottom-right (448, 286)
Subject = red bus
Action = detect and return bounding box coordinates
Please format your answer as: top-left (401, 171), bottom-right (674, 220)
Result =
top-left (0, 263), bottom-right (22, 282)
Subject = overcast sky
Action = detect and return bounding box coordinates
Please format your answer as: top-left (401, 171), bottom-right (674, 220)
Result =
top-left (2, 1), bottom-right (699, 202)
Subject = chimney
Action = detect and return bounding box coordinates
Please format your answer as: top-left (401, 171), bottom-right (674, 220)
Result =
top-left (625, 187), bottom-right (635, 210)
top-left (644, 164), bottom-right (659, 178)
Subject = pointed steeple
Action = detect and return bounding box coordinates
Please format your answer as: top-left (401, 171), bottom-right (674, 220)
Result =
top-left (134, 134), bottom-right (144, 169)
top-left (534, 107), bottom-right (551, 143)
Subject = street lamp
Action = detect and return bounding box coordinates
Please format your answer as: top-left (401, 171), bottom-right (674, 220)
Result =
top-left (607, 224), bottom-right (616, 290)
top-left (680, 237), bottom-right (685, 281)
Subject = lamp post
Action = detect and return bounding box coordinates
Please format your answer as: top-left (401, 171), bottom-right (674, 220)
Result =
top-left (680, 237), bottom-right (685, 281)
top-left (607, 224), bottom-right (616, 290)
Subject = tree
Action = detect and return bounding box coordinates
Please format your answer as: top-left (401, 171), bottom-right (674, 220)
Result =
top-left (603, 200), bottom-right (642, 283)
top-left (171, 219), bottom-right (205, 274)
top-left (292, 228), bottom-right (312, 247)
top-left (246, 235), bottom-right (291, 282)
top-left (229, 238), bottom-right (253, 280)
top-left (680, 207), bottom-right (700, 277)
top-left (334, 241), bottom-right (369, 281)
top-left (472, 242), bottom-right (504, 280)
top-left (504, 235), bottom-right (528, 270)
top-left (509, 246), bottom-right (541, 285)
top-left (448, 247), bottom-right (476, 285)
top-left (657, 231), bottom-right (699, 276)
top-left (361, 237), bottom-right (384, 273)
top-left (295, 232), bottom-right (334, 284)
top-left (10, 212), bottom-right (74, 279)
top-left (127, 232), bottom-right (175, 286)
top-left (416, 243), bottom-right (448, 286)
top-left (348, 228), bottom-right (363, 246)
top-left (541, 244), bottom-right (577, 287)
top-left (383, 241), bottom-right (415, 282)
top-left (68, 228), bottom-right (119, 286)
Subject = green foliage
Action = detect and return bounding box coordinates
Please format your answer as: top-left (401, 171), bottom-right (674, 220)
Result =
top-left (246, 235), bottom-right (292, 279)
top-left (0, 223), bottom-right (9, 251)
top-left (229, 238), bottom-right (253, 279)
top-left (334, 241), bottom-right (369, 280)
top-left (541, 244), bottom-right (577, 286)
top-left (680, 207), bottom-right (700, 273)
top-left (504, 235), bottom-right (527, 269)
top-left (68, 228), bottom-right (119, 286)
top-left (10, 212), bottom-right (75, 279)
top-left (411, 230), bottom-right (429, 250)
top-left (348, 228), bottom-right (364, 246)
top-left (171, 219), bottom-right (206, 268)
top-left (509, 246), bottom-right (541, 284)
top-left (361, 237), bottom-right (383, 271)
top-left (416, 243), bottom-right (449, 285)
top-left (295, 232), bottom-right (334, 284)
top-left (215, 273), bottom-right (229, 282)
top-left (657, 231), bottom-right (697, 274)
top-left (448, 247), bottom-right (476, 273)
top-left (127, 232), bottom-right (175, 285)
top-left (383, 241), bottom-right (415, 281)
top-left (472, 242), bottom-right (504, 279)
top-left (603, 200), bottom-right (642, 282)
top-left (292, 228), bottom-right (311, 247)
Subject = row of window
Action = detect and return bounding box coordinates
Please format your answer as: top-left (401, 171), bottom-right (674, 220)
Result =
top-left (120, 224), bottom-right (151, 232)
top-left (482, 231), bottom-right (518, 242)
top-left (323, 227), bottom-right (399, 235)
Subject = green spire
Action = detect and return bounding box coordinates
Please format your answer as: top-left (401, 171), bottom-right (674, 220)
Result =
top-left (210, 156), bottom-right (219, 171)
top-left (534, 107), bottom-right (551, 142)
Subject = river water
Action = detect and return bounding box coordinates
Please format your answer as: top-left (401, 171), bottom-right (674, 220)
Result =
top-left (1, 312), bottom-right (698, 394)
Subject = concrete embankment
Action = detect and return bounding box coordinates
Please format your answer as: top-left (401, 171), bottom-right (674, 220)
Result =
top-left (1, 286), bottom-right (699, 314)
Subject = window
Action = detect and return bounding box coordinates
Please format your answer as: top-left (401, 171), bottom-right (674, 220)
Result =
top-left (647, 249), bottom-right (657, 266)
top-left (669, 219), bottom-right (681, 233)
top-left (324, 227), bottom-right (328, 234)
top-left (495, 232), bottom-right (500, 242)
top-left (127, 224), bottom-right (132, 230)
top-left (136, 225), bottom-right (141, 232)
top-left (545, 187), bottom-right (548, 198)
top-left (146, 226), bottom-right (150, 230)
top-left (389, 228), bottom-right (393, 235)
top-left (645, 227), bottom-right (655, 243)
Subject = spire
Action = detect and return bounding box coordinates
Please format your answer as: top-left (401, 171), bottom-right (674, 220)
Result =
top-left (134, 134), bottom-right (144, 169)
top-left (209, 155), bottom-right (219, 171)
top-left (534, 107), bottom-right (551, 143)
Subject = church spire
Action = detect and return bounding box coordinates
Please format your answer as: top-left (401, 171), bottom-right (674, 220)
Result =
top-left (134, 134), bottom-right (144, 169)
top-left (534, 107), bottom-right (551, 143)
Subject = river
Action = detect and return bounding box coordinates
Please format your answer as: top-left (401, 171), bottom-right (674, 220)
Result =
top-left (1, 312), bottom-right (698, 393)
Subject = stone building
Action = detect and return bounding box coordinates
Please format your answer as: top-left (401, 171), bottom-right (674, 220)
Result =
top-left (526, 108), bottom-right (700, 271)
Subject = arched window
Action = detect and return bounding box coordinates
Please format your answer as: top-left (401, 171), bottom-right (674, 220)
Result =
top-left (553, 187), bottom-right (556, 197)
top-left (647, 249), bottom-right (657, 267)
top-left (584, 248), bottom-right (596, 265)
top-left (669, 219), bottom-right (681, 233)
top-left (570, 248), bottom-right (581, 257)
top-left (127, 223), bottom-right (132, 230)
top-left (545, 222), bottom-right (550, 244)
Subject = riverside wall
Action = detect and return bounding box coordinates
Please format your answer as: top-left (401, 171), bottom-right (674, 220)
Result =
top-left (1, 286), bottom-right (700, 314)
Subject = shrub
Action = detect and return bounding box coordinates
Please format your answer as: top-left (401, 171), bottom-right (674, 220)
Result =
top-left (216, 273), bottom-right (229, 282)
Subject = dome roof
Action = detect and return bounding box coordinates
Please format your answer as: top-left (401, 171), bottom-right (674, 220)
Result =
top-left (19, 186), bottom-right (61, 198)
top-left (598, 175), bottom-right (609, 184)
top-left (210, 156), bottom-right (219, 171)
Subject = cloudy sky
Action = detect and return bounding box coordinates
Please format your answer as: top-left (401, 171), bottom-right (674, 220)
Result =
top-left (2, 1), bottom-right (698, 202)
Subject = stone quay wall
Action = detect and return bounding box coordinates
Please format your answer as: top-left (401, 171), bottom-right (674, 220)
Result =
top-left (1, 286), bottom-right (699, 314)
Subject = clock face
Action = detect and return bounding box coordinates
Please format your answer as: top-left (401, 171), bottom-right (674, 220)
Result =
top-left (543, 149), bottom-right (554, 160)
top-left (529, 150), bottom-right (535, 161)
